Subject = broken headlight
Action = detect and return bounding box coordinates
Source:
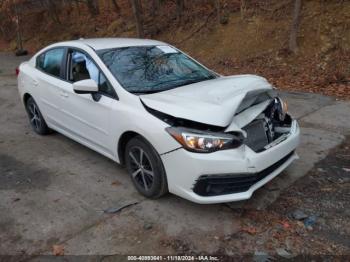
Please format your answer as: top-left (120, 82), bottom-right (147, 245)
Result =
top-left (273, 97), bottom-right (288, 121)
top-left (166, 127), bottom-right (244, 153)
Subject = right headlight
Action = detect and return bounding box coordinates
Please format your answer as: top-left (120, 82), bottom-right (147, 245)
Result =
top-left (165, 127), bottom-right (244, 153)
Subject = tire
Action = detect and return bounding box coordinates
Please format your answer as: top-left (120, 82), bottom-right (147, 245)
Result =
top-left (15, 49), bottom-right (28, 56)
top-left (125, 136), bottom-right (168, 198)
top-left (25, 97), bottom-right (51, 135)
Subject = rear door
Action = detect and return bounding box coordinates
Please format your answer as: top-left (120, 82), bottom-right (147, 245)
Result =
top-left (56, 48), bottom-right (118, 156)
top-left (35, 48), bottom-right (67, 125)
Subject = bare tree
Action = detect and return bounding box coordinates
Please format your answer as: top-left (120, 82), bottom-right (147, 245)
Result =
top-left (111, 0), bottom-right (120, 13)
top-left (215, 0), bottom-right (220, 24)
top-left (289, 0), bottom-right (302, 53)
top-left (151, 0), bottom-right (160, 17)
top-left (41, 0), bottom-right (61, 24)
top-left (176, 0), bottom-right (184, 22)
top-left (86, 0), bottom-right (99, 16)
top-left (131, 0), bottom-right (144, 38)
top-left (240, 0), bottom-right (246, 20)
top-left (72, 0), bottom-right (81, 16)
top-left (13, 3), bottom-right (23, 51)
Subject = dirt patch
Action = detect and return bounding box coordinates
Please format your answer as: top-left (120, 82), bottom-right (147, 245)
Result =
top-left (0, 154), bottom-right (51, 191)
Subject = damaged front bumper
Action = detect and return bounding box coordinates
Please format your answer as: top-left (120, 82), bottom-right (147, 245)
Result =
top-left (161, 120), bottom-right (300, 204)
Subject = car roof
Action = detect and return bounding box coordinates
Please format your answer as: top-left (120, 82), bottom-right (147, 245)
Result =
top-left (57, 38), bottom-right (167, 50)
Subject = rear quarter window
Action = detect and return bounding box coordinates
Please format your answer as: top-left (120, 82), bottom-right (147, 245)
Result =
top-left (36, 48), bottom-right (65, 78)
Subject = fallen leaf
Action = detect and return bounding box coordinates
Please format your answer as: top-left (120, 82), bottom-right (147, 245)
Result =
top-left (52, 244), bottom-right (64, 256)
top-left (111, 180), bottom-right (121, 186)
top-left (321, 187), bottom-right (333, 192)
top-left (282, 221), bottom-right (291, 229)
top-left (296, 221), bottom-right (304, 228)
top-left (241, 227), bottom-right (258, 235)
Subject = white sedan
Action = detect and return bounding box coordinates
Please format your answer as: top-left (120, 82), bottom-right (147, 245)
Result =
top-left (17, 38), bottom-right (300, 204)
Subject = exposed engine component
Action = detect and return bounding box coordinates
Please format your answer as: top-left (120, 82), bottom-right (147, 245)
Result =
top-left (243, 98), bottom-right (292, 152)
top-left (144, 96), bottom-right (292, 153)
top-left (268, 97), bottom-right (288, 122)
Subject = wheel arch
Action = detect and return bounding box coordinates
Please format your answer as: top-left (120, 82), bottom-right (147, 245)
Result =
top-left (23, 93), bottom-right (32, 105)
top-left (119, 130), bottom-right (169, 198)
top-left (117, 131), bottom-right (142, 166)
top-left (117, 130), bottom-right (167, 166)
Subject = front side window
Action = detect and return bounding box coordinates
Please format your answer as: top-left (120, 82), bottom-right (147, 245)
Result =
top-left (37, 48), bottom-right (65, 78)
top-left (68, 50), bottom-right (116, 98)
top-left (98, 46), bottom-right (217, 94)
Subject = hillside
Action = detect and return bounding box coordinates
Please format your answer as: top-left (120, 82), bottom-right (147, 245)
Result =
top-left (1, 0), bottom-right (349, 98)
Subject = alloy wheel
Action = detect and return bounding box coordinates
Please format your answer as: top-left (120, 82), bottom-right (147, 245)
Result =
top-left (28, 102), bottom-right (42, 131)
top-left (128, 146), bottom-right (154, 191)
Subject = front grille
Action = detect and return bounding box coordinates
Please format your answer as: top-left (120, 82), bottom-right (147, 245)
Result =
top-left (193, 151), bottom-right (294, 197)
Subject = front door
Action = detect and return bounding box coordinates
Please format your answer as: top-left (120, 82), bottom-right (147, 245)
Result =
top-left (56, 49), bottom-right (118, 156)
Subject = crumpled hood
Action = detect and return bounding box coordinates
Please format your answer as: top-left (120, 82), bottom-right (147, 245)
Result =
top-left (140, 75), bottom-right (274, 127)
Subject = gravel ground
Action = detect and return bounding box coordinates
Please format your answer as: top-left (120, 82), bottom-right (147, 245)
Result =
top-left (216, 136), bottom-right (350, 259)
top-left (0, 52), bottom-right (349, 261)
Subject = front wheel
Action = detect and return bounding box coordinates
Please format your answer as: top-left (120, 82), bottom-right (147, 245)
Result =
top-left (125, 136), bottom-right (168, 198)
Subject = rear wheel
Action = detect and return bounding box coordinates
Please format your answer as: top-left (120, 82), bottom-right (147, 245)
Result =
top-left (25, 97), bottom-right (51, 135)
top-left (125, 136), bottom-right (168, 198)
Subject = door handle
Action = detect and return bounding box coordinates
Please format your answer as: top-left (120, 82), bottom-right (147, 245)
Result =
top-left (33, 80), bottom-right (38, 86)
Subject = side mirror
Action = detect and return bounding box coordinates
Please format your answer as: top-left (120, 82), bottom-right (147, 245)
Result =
top-left (73, 79), bottom-right (98, 94)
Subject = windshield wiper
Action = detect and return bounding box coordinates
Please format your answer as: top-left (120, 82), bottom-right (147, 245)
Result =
top-left (168, 76), bottom-right (214, 89)
top-left (129, 90), bottom-right (161, 94)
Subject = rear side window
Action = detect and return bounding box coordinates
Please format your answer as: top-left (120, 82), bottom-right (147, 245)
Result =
top-left (37, 48), bottom-right (65, 78)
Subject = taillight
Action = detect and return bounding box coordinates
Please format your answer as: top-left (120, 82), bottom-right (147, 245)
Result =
top-left (16, 67), bottom-right (20, 76)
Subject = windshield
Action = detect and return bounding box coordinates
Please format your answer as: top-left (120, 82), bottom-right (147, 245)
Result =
top-left (97, 45), bottom-right (217, 94)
